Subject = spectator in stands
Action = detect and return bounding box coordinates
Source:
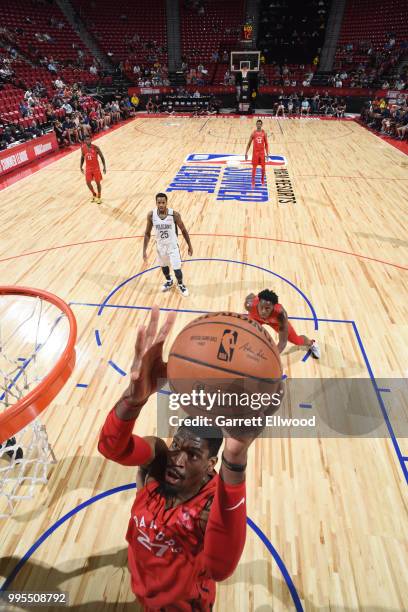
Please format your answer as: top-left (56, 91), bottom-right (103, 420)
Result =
top-left (146, 97), bottom-right (154, 113)
top-left (25, 119), bottom-right (43, 139)
top-left (48, 60), bottom-right (57, 73)
top-left (336, 100), bottom-right (346, 118)
top-left (62, 117), bottom-right (76, 144)
top-left (62, 101), bottom-right (73, 116)
top-left (131, 94), bottom-right (140, 110)
top-left (19, 100), bottom-right (29, 118)
top-left (301, 98), bottom-right (310, 115)
top-left (54, 120), bottom-right (68, 147)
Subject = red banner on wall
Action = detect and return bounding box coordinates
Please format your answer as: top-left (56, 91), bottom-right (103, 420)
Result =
top-left (0, 132), bottom-right (58, 177)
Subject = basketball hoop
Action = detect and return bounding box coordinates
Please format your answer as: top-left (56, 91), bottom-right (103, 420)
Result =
top-left (0, 286), bottom-right (77, 516)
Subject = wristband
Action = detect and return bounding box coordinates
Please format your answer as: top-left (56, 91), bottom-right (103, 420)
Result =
top-left (221, 453), bottom-right (247, 472)
top-left (120, 397), bottom-right (146, 410)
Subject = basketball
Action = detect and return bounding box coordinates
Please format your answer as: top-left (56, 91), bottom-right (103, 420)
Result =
top-left (167, 312), bottom-right (283, 418)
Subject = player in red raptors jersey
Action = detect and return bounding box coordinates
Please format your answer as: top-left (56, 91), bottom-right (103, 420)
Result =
top-left (80, 135), bottom-right (106, 204)
top-left (98, 307), bottom-right (277, 611)
top-left (244, 119), bottom-right (269, 189)
top-left (245, 289), bottom-right (321, 358)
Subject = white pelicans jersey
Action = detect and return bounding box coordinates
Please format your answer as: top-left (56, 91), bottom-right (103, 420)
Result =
top-left (152, 207), bottom-right (178, 252)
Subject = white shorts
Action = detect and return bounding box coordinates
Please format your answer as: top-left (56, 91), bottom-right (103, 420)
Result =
top-left (156, 246), bottom-right (181, 270)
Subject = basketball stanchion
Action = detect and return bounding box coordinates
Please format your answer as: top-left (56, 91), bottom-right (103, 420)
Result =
top-left (0, 286), bottom-right (77, 517)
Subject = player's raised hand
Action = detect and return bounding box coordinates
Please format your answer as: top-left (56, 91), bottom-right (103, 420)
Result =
top-left (123, 306), bottom-right (176, 408)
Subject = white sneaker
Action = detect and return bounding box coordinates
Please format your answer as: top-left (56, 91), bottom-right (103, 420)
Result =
top-left (178, 283), bottom-right (189, 297)
top-left (161, 279), bottom-right (173, 292)
top-left (310, 341), bottom-right (321, 359)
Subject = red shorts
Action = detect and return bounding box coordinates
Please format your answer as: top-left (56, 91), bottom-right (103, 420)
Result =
top-left (252, 152), bottom-right (265, 167)
top-left (85, 166), bottom-right (102, 182)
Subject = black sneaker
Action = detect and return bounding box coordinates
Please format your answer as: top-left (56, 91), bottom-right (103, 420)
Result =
top-left (178, 284), bottom-right (189, 297)
top-left (161, 279), bottom-right (173, 292)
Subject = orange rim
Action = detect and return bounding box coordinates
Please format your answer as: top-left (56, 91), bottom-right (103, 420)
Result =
top-left (0, 286), bottom-right (77, 443)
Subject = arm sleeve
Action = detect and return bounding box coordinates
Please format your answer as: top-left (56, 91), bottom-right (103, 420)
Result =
top-left (98, 407), bottom-right (153, 466)
top-left (203, 476), bottom-right (247, 581)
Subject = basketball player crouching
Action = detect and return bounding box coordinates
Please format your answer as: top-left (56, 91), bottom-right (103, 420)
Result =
top-left (143, 193), bottom-right (192, 296)
top-left (98, 307), bottom-right (271, 610)
top-left (245, 289), bottom-right (321, 358)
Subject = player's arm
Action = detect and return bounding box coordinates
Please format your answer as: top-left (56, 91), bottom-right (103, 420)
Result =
top-left (98, 307), bottom-right (176, 478)
top-left (244, 292), bottom-right (256, 312)
top-left (264, 131), bottom-right (269, 158)
top-left (95, 146), bottom-right (107, 173)
top-left (244, 132), bottom-right (253, 160)
top-left (143, 212), bottom-right (153, 260)
top-left (201, 435), bottom-right (255, 581)
top-left (277, 307), bottom-right (289, 353)
top-left (80, 151), bottom-right (84, 173)
top-left (174, 211), bottom-right (193, 256)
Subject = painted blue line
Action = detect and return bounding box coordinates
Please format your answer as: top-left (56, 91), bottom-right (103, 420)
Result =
top-left (97, 265), bottom-right (161, 316)
top-left (76, 383), bottom-right (88, 388)
top-left (403, 457), bottom-right (408, 462)
top-left (108, 360), bottom-right (127, 377)
top-left (247, 517), bottom-right (304, 611)
top-left (95, 329), bottom-right (102, 346)
top-left (351, 321), bottom-right (408, 484)
top-left (0, 484), bottom-right (304, 611)
top-left (299, 403), bottom-right (312, 409)
top-left (95, 259), bottom-right (319, 330)
top-left (158, 389), bottom-right (171, 396)
top-left (17, 357), bottom-right (26, 362)
top-left (302, 350), bottom-right (312, 363)
top-left (378, 388), bottom-right (391, 393)
top-left (0, 484), bottom-right (137, 592)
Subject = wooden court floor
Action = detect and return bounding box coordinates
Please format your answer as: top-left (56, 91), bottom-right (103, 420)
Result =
top-left (0, 116), bottom-right (407, 611)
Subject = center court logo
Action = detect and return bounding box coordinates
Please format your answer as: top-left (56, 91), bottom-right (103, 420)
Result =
top-left (186, 153), bottom-right (287, 166)
top-left (166, 153), bottom-right (288, 203)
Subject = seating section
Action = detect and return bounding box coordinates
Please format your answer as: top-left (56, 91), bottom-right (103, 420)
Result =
top-left (180, 0), bottom-right (245, 65)
top-left (1, 0), bottom-right (92, 68)
top-left (71, 0), bottom-right (167, 66)
top-left (334, 0), bottom-right (408, 83)
top-left (257, 0), bottom-right (329, 64)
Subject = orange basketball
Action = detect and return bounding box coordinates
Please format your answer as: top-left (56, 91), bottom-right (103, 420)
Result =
top-left (167, 312), bottom-right (283, 419)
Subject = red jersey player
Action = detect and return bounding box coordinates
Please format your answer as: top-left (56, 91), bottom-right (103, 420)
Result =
top-left (244, 119), bottom-right (269, 189)
top-left (80, 135), bottom-right (106, 204)
top-left (98, 307), bottom-right (278, 610)
top-left (245, 289), bottom-right (321, 358)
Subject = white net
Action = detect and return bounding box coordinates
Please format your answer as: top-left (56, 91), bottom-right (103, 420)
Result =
top-left (0, 293), bottom-right (71, 517)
